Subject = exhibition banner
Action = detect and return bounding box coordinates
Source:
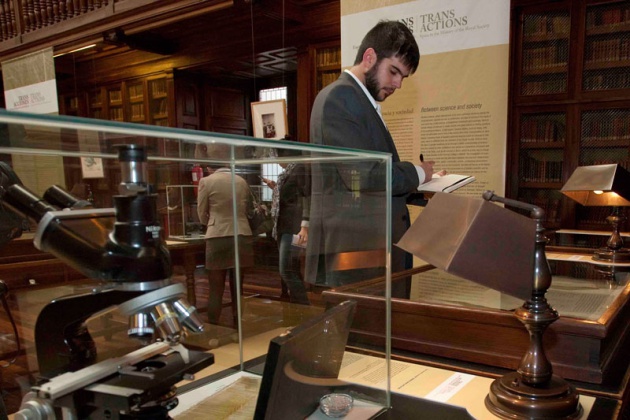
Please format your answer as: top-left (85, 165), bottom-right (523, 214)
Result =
top-left (341, 0), bottom-right (510, 197)
top-left (2, 47), bottom-right (59, 114)
top-left (1, 47), bottom-right (65, 195)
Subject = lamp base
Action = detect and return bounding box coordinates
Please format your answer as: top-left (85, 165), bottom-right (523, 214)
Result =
top-left (593, 247), bottom-right (630, 263)
top-left (485, 372), bottom-right (582, 420)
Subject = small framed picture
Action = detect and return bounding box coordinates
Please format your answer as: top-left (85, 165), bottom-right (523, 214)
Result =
top-left (251, 99), bottom-right (288, 140)
top-left (81, 156), bottom-right (104, 178)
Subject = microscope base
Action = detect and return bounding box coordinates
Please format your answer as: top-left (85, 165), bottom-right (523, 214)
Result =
top-left (20, 345), bottom-right (214, 420)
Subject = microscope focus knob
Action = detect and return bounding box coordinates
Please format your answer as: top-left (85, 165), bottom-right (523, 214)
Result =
top-left (15, 392), bottom-right (55, 420)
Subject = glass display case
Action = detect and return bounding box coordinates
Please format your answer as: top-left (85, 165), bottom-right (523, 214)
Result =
top-left (0, 110), bottom-right (395, 418)
top-left (165, 184), bottom-right (204, 240)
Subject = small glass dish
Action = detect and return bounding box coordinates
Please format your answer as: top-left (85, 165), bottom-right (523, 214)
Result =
top-left (319, 393), bottom-right (354, 418)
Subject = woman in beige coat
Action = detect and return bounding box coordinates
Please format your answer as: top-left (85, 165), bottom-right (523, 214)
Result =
top-left (197, 166), bottom-right (254, 325)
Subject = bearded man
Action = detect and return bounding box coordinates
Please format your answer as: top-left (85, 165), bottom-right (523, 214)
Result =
top-left (307, 20), bottom-right (443, 297)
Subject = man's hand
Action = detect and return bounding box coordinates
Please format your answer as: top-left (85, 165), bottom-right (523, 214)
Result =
top-left (261, 177), bottom-right (276, 189)
top-left (419, 160), bottom-right (436, 182)
top-left (295, 226), bottom-right (308, 245)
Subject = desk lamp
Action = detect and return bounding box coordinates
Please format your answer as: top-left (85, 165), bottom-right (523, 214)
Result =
top-left (396, 192), bottom-right (581, 419)
top-left (561, 163), bottom-right (630, 262)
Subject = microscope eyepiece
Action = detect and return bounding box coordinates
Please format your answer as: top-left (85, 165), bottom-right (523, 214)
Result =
top-left (115, 144), bottom-right (149, 195)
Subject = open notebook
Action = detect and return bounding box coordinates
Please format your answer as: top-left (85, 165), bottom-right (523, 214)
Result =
top-left (417, 174), bottom-right (475, 193)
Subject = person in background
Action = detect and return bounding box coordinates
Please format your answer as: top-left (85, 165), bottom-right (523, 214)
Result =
top-left (261, 144), bottom-right (311, 305)
top-left (308, 20), bottom-right (443, 298)
top-left (197, 164), bottom-right (254, 325)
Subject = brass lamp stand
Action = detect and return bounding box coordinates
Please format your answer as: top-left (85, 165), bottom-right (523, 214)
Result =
top-left (561, 164), bottom-right (630, 263)
top-left (482, 192), bottom-right (582, 419)
top-left (595, 206), bottom-right (630, 262)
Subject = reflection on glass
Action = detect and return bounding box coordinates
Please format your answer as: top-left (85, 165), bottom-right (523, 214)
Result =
top-left (407, 262), bottom-right (628, 321)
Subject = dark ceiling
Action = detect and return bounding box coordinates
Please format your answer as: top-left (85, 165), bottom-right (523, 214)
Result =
top-left (55, 0), bottom-right (338, 83)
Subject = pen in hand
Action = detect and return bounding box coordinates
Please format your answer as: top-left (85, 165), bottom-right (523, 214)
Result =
top-left (420, 153), bottom-right (424, 163)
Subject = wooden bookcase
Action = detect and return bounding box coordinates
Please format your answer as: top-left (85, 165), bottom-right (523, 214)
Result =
top-left (80, 73), bottom-right (175, 127)
top-left (508, 0), bottom-right (630, 231)
top-left (298, 41), bottom-right (341, 140)
top-left (313, 42), bottom-right (341, 94)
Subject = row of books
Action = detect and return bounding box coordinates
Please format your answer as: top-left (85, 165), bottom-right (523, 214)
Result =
top-left (523, 14), bottom-right (570, 37)
top-left (151, 98), bottom-right (168, 115)
top-left (521, 78), bottom-right (566, 96)
top-left (108, 89), bottom-right (122, 103)
top-left (520, 118), bottom-right (566, 143)
top-left (109, 108), bottom-right (123, 121)
top-left (585, 38), bottom-right (630, 63)
top-left (316, 47), bottom-right (341, 67)
top-left (583, 73), bottom-right (630, 91)
top-left (150, 79), bottom-right (168, 97)
top-left (128, 84), bottom-right (145, 101)
top-left (586, 7), bottom-right (630, 29)
top-left (577, 206), bottom-right (625, 228)
top-left (581, 116), bottom-right (630, 141)
top-left (130, 103), bottom-right (145, 120)
top-left (523, 45), bottom-right (568, 70)
top-left (533, 197), bottom-right (561, 224)
top-left (519, 157), bottom-right (563, 183)
top-left (516, 196), bottom-right (562, 225)
top-left (318, 71), bottom-right (340, 91)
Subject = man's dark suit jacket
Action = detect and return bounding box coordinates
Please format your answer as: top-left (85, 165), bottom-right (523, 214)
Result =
top-left (307, 72), bottom-right (424, 292)
top-left (275, 164), bottom-right (310, 238)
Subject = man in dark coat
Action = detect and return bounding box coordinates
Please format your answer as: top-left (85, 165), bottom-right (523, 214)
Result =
top-left (307, 20), bottom-right (439, 297)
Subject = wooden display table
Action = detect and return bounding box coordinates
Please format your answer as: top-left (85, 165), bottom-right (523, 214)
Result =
top-left (321, 259), bottom-right (630, 388)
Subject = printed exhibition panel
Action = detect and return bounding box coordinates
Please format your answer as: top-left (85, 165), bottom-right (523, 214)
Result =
top-left (341, 0), bottom-right (509, 198)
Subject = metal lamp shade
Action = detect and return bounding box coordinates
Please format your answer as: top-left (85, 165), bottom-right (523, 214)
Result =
top-left (396, 193), bottom-right (536, 301)
top-left (561, 164), bottom-right (630, 206)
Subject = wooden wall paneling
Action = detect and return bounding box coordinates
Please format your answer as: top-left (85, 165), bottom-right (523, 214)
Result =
top-left (175, 75), bottom-right (202, 131)
top-left (296, 47), bottom-right (311, 142)
top-left (204, 85), bottom-right (249, 136)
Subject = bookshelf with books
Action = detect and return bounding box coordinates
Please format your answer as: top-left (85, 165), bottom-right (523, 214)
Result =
top-left (299, 42), bottom-right (341, 140)
top-left (312, 42), bottom-right (341, 96)
top-left (576, 103), bottom-right (630, 231)
top-left (583, 1), bottom-right (630, 92)
top-left (126, 81), bottom-right (146, 123)
top-left (518, 5), bottom-right (571, 97)
top-left (514, 107), bottom-right (567, 229)
top-left (88, 88), bottom-right (103, 120)
top-left (148, 75), bottom-right (174, 127)
top-left (81, 74), bottom-right (175, 127)
top-left (107, 86), bottom-right (124, 122)
top-left (509, 0), bottom-right (630, 233)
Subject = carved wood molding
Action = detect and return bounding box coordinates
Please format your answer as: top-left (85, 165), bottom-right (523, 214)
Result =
top-left (0, 0), bottom-right (234, 61)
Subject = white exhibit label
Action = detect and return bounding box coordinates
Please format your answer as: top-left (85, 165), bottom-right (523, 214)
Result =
top-left (424, 372), bottom-right (475, 403)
